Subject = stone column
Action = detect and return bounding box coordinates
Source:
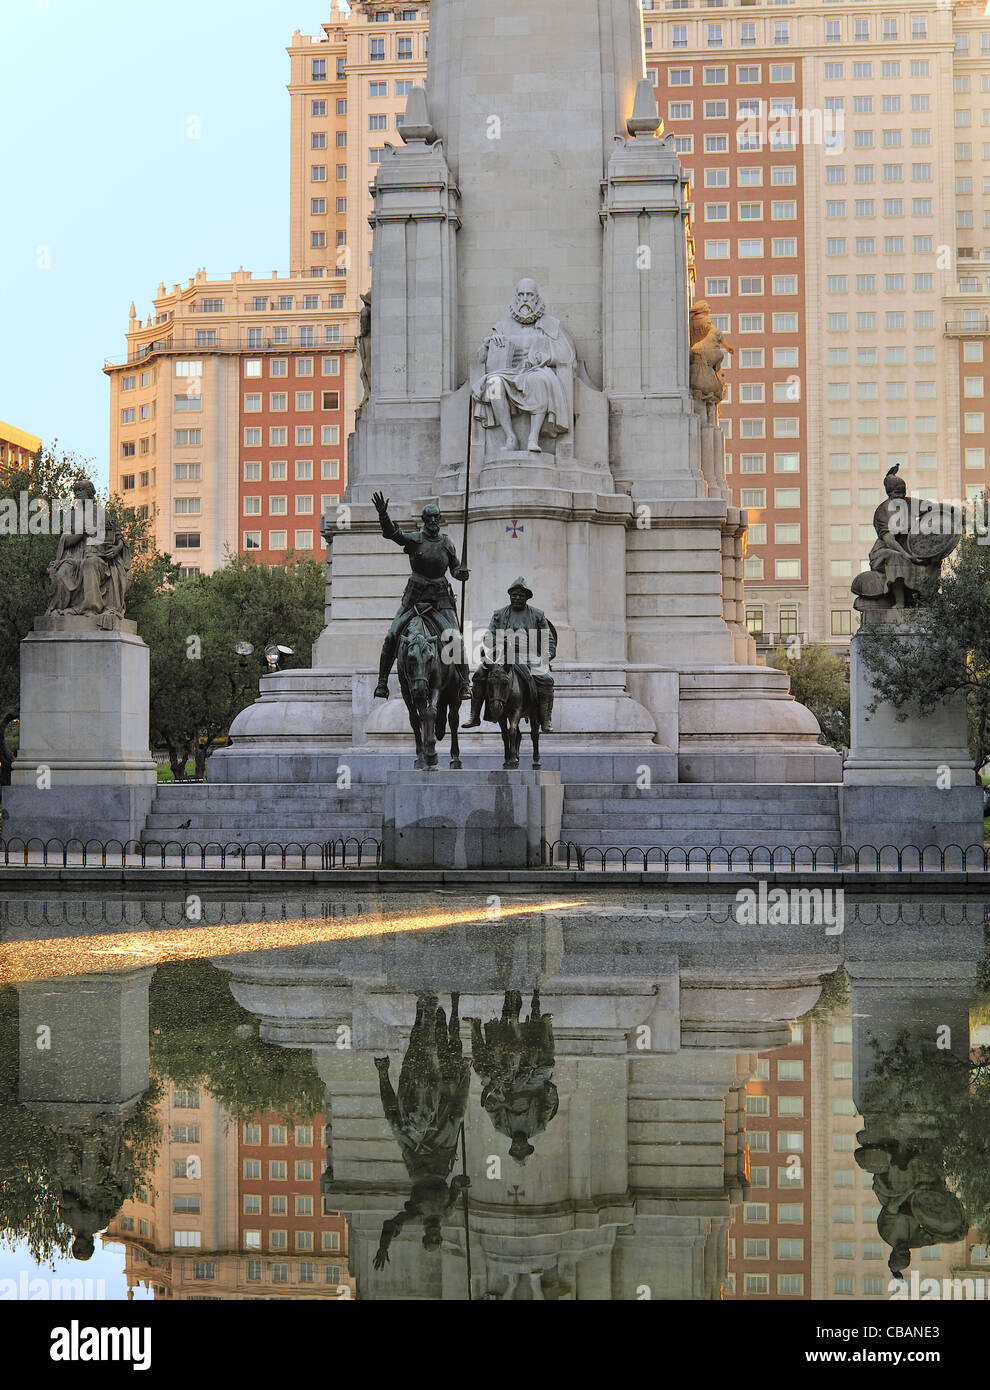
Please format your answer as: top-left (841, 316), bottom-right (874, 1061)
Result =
top-left (601, 90), bottom-right (701, 500)
top-left (346, 90), bottom-right (460, 504)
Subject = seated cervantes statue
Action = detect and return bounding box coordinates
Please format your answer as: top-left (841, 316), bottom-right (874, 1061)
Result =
top-left (472, 278), bottom-right (576, 454)
top-left (689, 299), bottom-right (733, 424)
top-left (46, 478), bottom-right (131, 621)
top-left (850, 464), bottom-right (961, 623)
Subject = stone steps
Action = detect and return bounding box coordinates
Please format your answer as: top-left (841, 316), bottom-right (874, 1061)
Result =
top-left (563, 794), bottom-right (835, 814)
top-left (557, 781), bottom-right (841, 850)
top-left (562, 810), bottom-right (839, 829)
top-left (142, 781), bottom-right (384, 846)
top-left (140, 777), bottom-right (842, 854)
top-left (140, 828), bottom-right (380, 850)
top-left (144, 811), bottom-right (384, 830)
top-left (328, 1090), bottom-right (410, 1182)
top-left (149, 787), bottom-right (386, 810)
top-left (562, 782), bottom-right (837, 803)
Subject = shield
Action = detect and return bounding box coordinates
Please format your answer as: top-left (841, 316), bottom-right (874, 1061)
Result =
top-left (905, 503), bottom-right (962, 563)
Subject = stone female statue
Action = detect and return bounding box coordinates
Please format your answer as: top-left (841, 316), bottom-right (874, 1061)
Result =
top-left (851, 464), bottom-right (960, 621)
top-left (689, 300), bottom-right (733, 423)
top-left (46, 478), bottom-right (131, 620)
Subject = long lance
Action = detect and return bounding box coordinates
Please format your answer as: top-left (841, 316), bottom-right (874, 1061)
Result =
top-left (459, 1120), bottom-right (473, 1300)
top-left (458, 392), bottom-right (474, 643)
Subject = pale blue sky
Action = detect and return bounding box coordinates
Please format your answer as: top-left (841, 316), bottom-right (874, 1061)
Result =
top-left (0, 1237), bottom-right (153, 1301)
top-left (0, 0), bottom-right (329, 486)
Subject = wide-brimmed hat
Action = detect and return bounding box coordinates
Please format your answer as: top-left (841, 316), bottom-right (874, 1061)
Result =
top-left (507, 576), bottom-right (533, 599)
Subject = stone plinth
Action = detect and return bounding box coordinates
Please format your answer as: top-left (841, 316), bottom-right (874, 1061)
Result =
top-left (840, 628), bottom-right (982, 851)
top-left (4, 621), bottom-right (156, 844)
top-left (17, 970), bottom-right (153, 1108)
top-left (844, 629), bottom-right (976, 786)
top-left (678, 666), bottom-right (842, 784)
top-left (382, 769), bottom-right (562, 868)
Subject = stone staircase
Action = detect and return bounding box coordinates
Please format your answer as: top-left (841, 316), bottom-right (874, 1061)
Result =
top-left (141, 777), bottom-right (841, 858)
top-left (558, 782), bottom-right (841, 856)
top-left (325, 1083), bottom-right (407, 1187)
top-left (141, 781), bottom-right (384, 849)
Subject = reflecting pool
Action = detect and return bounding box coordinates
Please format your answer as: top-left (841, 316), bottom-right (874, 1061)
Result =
top-left (2, 889), bottom-right (988, 1301)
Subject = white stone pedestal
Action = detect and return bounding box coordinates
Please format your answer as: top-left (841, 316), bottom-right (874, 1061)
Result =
top-left (4, 617), bottom-right (157, 845)
top-left (841, 628), bottom-right (983, 852)
top-left (382, 768), bottom-right (562, 868)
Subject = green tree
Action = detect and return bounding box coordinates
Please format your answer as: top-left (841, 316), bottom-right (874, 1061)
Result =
top-left (855, 530), bottom-right (990, 769)
top-left (149, 961), bottom-right (326, 1122)
top-left (136, 552), bottom-right (325, 778)
top-left (768, 642), bottom-right (851, 751)
top-left (804, 964), bottom-right (850, 1022)
top-left (0, 445), bottom-right (168, 784)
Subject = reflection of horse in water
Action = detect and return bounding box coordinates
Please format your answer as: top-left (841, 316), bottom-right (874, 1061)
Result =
top-left (397, 613), bottom-right (463, 771)
top-left (484, 664), bottom-right (541, 770)
top-left (466, 989), bottom-right (557, 1164)
top-left (373, 992), bottom-right (471, 1269)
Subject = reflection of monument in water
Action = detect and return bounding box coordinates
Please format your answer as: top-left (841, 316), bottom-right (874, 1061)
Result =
top-left (216, 901), bottom-right (837, 1299)
top-left (13, 970), bottom-right (155, 1263)
top-left (4, 890), bottom-right (986, 1300)
top-left (845, 912), bottom-right (981, 1282)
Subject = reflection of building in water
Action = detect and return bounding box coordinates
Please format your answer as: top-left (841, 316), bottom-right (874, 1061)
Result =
top-left (813, 1005), bottom-right (893, 1299)
top-left (726, 1021), bottom-right (812, 1299)
top-left (239, 1109), bottom-right (348, 1285)
top-left (106, 1084), bottom-right (353, 1300)
top-left (728, 1000), bottom-right (974, 1300)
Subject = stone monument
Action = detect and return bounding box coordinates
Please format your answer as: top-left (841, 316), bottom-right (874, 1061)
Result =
top-left (213, 0), bottom-right (838, 810)
top-left (4, 480), bottom-right (157, 845)
top-left (842, 468), bottom-right (982, 852)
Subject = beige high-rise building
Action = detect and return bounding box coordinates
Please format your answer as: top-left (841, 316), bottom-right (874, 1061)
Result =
top-left (105, 270), bottom-right (350, 574)
top-left (651, 0), bottom-right (990, 649)
top-left (0, 420), bottom-right (42, 473)
top-left (287, 1), bottom-right (428, 290)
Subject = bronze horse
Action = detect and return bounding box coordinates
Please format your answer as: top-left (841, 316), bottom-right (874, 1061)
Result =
top-left (484, 663), bottom-right (541, 770)
top-left (397, 613), bottom-right (463, 770)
